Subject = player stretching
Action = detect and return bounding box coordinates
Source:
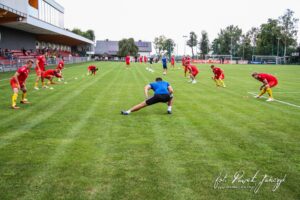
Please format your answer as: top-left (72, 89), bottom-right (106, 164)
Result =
top-left (252, 72), bottom-right (278, 102)
top-left (125, 55), bottom-right (130, 69)
top-left (34, 52), bottom-right (47, 90)
top-left (87, 65), bottom-right (98, 75)
top-left (211, 65), bottom-right (226, 87)
top-left (56, 58), bottom-right (65, 81)
top-left (171, 55), bottom-right (175, 68)
top-left (42, 69), bottom-right (63, 85)
top-left (187, 64), bottom-right (199, 84)
top-left (121, 77), bottom-right (174, 115)
top-left (10, 60), bottom-right (34, 109)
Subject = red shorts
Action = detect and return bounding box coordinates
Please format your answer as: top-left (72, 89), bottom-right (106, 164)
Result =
top-left (192, 71), bottom-right (199, 77)
top-left (171, 61), bottom-right (175, 65)
top-left (215, 74), bottom-right (225, 80)
top-left (268, 80), bottom-right (278, 88)
top-left (10, 79), bottom-right (24, 89)
top-left (126, 62), bottom-right (130, 65)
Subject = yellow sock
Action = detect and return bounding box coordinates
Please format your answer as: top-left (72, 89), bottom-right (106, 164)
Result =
top-left (266, 88), bottom-right (273, 98)
top-left (214, 79), bottom-right (220, 86)
top-left (22, 92), bottom-right (27, 101)
top-left (259, 88), bottom-right (267, 96)
top-left (42, 81), bottom-right (45, 87)
top-left (12, 93), bottom-right (18, 107)
top-left (219, 80), bottom-right (226, 87)
top-left (34, 82), bottom-right (38, 88)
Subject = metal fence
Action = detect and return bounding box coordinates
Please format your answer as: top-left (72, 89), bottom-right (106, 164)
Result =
top-left (0, 57), bottom-right (91, 72)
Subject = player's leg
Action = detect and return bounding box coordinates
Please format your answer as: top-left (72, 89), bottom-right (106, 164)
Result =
top-left (256, 87), bottom-right (267, 98)
top-left (20, 86), bottom-right (30, 104)
top-left (11, 83), bottom-right (19, 109)
top-left (34, 71), bottom-right (41, 90)
top-left (167, 96), bottom-right (174, 114)
top-left (121, 101), bottom-right (148, 115)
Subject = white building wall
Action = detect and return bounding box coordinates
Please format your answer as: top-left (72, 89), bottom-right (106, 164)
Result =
top-left (0, 0), bottom-right (28, 14)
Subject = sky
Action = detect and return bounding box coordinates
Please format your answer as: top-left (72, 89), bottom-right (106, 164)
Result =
top-left (57, 0), bottom-right (300, 55)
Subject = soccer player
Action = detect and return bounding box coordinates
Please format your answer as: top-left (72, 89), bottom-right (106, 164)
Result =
top-left (187, 64), bottom-right (199, 84)
top-left (56, 58), bottom-right (65, 81)
top-left (42, 69), bottom-right (63, 85)
top-left (147, 57), bottom-right (154, 72)
top-left (125, 55), bottom-right (130, 69)
top-left (121, 77), bottom-right (174, 115)
top-left (252, 72), bottom-right (278, 101)
top-left (171, 55), bottom-right (175, 68)
top-left (87, 65), bottom-right (98, 75)
top-left (184, 56), bottom-right (191, 77)
top-left (34, 52), bottom-right (47, 90)
top-left (144, 56), bottom-right (148, 63)
top-left (182, 56), bottom-right (186, 67)
top-left (162, 56), bottom-right (168, 75)
top-left (139, 56), bottom-right (143, 63)
top-left (10, 60), bottom-right (34, 109)
top-left (211, 65), bottom-right (226, 87)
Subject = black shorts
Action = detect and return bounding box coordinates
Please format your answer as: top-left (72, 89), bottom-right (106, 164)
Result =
top-left (163, 64), bottom-right (167, 69)
top-left (146, 94), bottom-right (172, 105)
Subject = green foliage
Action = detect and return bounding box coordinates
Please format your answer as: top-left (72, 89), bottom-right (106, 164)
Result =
top-left (186, 31), bottom-right (198, 58)
top-left (71, 28), bottom-right (95, 41)
top-left (118, 38), bottom-right (138, 57)
top-left (199, 31), bottom-right (210, 58)
top-left (154, 35), bottom-right (175, 59)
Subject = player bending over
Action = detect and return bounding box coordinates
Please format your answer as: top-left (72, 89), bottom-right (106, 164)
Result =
top-left (183, 56), bottom-right (191, 77)
top-left (42, 69), bottom-right (63, 86)
top-left (121, 77), bottom-right (174, 115)
top-left (10, 60), bottom-right (34, 109)
top-left (211, 65), bottom-right (226, 87)
top-left (252, 72), bottom-right (278, 102)
top-left (171, 55), bottom-right (175, 68)
top-left (56, 58), bottom-right (65, 81)
top-left (87, 65), bottom-right (98, 75)
top-left (187, 64), bottom-right (199, 84)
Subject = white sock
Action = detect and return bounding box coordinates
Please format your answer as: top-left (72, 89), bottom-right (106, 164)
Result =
top-left (168, 106), bottom-right (172, 111)
top-left (126, 110), bottom-right (131, 114)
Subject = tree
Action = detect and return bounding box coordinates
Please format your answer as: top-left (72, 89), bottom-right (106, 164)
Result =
top-left (237, 34), bottom-right (253, 60)
top-left (279, 9), bottom-right (299, 63)
top-left (256, 19), bottom-right (283, 56)
top-left (199, 31), bottom-right (210, 59)
top-left (163, 38), bottom-right (176, 59)
top-left (186, 31), bottom-right (198, 58)
top-left (118, 38), bottom-right (138, 57)
top-left (154, 35), bottom-right (167, 59)
top-left (71, 28), bottom-right (96, 41)
top-left (212, 25), bottom-right (242, 56)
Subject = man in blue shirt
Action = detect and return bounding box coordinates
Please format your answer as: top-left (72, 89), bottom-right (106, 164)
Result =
top-left (162, 56), bottom-right (168, 75)
top-left (121, 77), bottom-right (174, 115)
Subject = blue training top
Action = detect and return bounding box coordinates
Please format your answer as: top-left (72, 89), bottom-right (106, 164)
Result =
top-left (162, 57), bottom-right (167, 65)
top-left (149, 81), bottom-right (170, 95)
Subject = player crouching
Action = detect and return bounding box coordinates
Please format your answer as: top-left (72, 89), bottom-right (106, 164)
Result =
top-left (211, 65), bottom-right (226, 87)
top-left (10, 60), bottom-right (34, 109)
top-left (87, 65), bottom-right (98, 76)
top-left (186, 63), bottom-right (199, 84)
top-left (42, 69), bottom-right (63, 87)
top-left (56, 58), bottom-right (65, 82)
top-left (252, 72), bottom-right (278, 102)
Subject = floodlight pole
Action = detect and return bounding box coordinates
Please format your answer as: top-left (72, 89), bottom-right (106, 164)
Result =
top-left (230, 36), bottom-right (233, 62)
top-left (183, 35), bottom-right (188, 56)
top-left (277, 38), bottom-right (280, 57)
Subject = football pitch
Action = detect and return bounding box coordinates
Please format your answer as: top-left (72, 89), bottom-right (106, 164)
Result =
top-left (0, 62), bottom-right (299, 200)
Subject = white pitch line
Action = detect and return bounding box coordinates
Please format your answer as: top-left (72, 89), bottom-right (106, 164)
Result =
top-left (248, 92), bottom-right (300, 109)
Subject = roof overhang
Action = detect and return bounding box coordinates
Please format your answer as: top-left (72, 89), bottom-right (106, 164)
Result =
top-left (0, 9), bottom-right (93, 46)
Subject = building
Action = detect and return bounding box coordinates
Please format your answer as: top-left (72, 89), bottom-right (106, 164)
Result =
top-left (95, 40), bottom-right (152, 58)
top-left (0, 0), bottom-right (93, 58)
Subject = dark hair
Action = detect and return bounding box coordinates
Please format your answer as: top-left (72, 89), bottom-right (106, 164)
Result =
top-left (155, 77), bottom-right (163, 82)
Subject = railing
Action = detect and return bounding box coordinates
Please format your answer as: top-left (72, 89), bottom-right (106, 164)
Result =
top-left (0, 57), bottom-right (92, 72)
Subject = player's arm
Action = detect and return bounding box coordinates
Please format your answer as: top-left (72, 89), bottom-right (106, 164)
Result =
top-left (260, 79), bottom-right (269, 90)
top-left (168, 86), bottom-right (174, 95)
top-left (13, 72), bottom-right (20, 89)
top-left (144, 85), bottom-right (151, 99)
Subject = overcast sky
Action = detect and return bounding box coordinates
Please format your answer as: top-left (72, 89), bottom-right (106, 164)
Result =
top-left (57, 0), bottom-right (300, 55)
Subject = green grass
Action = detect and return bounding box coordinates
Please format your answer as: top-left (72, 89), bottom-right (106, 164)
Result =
top-left (0, 62), bottom-right (299, 200)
